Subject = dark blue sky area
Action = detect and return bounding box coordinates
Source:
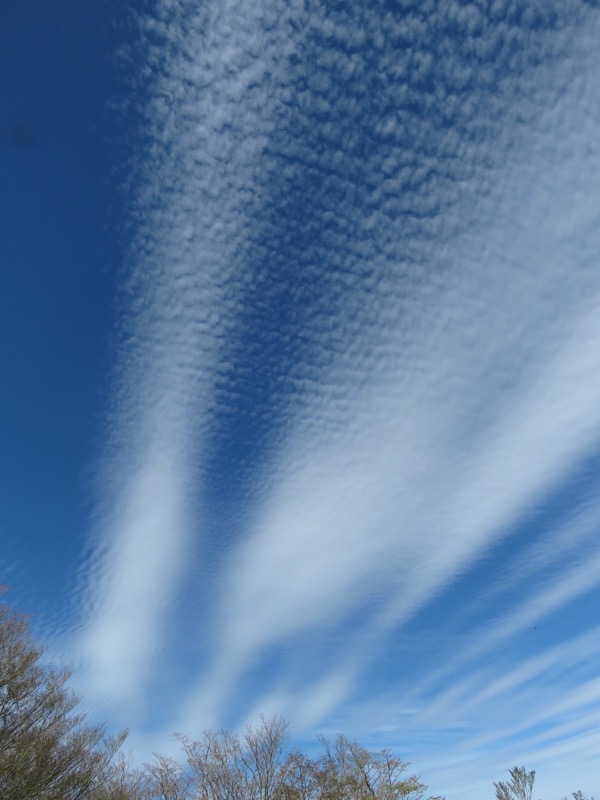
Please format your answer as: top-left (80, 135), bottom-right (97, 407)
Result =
top-left (0, 0), bottom-right (136, 619)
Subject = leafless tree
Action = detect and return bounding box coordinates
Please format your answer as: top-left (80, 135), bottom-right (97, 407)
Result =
top-left (177, 727), bottom-right (248, 800)
top-left (494, 767), bottom-right (536, 800)
top-left (0, 587), bottom-right (126, 800)
top-left (313, 734), bottom-right (435, 800)
top-left (243, 715), bottom-right (289, 800)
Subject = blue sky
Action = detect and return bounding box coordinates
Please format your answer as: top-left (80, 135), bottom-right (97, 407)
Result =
top-left (2, 1), bottom-right (600, 797)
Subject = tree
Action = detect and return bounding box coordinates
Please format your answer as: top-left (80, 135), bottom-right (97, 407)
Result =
top-left (273, 734), bottom-right (442, 800)
top-left (0, 589), bottom-right (126, 800)
top-left (143, 752), bottom-right (192, 800)
top-left (169, 719), bottom-right (443, 800)
top-left (243, 714), bottom-right (289, 800)
top-left (0, 589), bottom-right (443, 800)
top-left (494, 767), bottom-right (536, 800)
top-left (88, 751), bottom-right (148, 800)
top-left (176, 725), bottom-right (247, 800)
top-left (175, 714), bottom-right (289, 800)
top-left (311, 734), bottom-right (437, 800)
top-left (275, 751), bottom-right (319, 800)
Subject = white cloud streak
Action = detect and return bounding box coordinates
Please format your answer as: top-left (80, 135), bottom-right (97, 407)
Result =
top-left (71, 1), bottom-right (600, 795)
top-left (74, 0), bottom-right (296, 702)
top-left (183, 13), bottom-right (600, 727)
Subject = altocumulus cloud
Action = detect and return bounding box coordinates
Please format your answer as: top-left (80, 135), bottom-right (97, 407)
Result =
top-left (72, 1), bottom-right (600, 797)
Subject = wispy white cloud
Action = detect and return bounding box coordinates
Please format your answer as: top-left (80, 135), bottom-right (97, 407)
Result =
top-left (73, 0), bottom-right (296, 702)
top-left (71, 1), bottom-right (600, 796)
top-left (184, 20), bottom-right (600, 725)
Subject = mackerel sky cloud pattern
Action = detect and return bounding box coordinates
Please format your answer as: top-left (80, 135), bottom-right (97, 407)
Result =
top-left (82, 1), bottom-right (600, 794)
top-left (3, 1), bottom-right (600, 798)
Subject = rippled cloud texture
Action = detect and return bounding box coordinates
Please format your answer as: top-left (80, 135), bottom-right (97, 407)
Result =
top-left (75, 1), bottom-right (600, 797)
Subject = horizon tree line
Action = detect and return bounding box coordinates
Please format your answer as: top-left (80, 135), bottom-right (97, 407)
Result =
top-left (0, 588), bottom-right (594, 800)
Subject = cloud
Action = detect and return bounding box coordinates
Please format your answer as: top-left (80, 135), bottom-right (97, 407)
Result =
top-left (73, 0), bottom-right (295, 702)
top-left (77, 443), bottom-right (188, 698)
top-left (70, 1), bottom-right (600, 796)
top-left (184, 38), bottom-right (600, 721)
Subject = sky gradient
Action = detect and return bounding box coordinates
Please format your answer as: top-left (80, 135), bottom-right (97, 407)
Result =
top-left (2, 1), bottom-right (600, 797)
